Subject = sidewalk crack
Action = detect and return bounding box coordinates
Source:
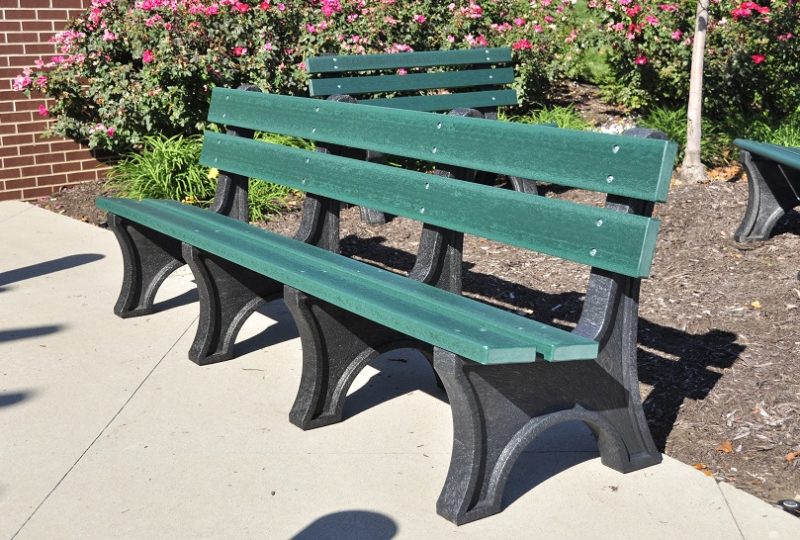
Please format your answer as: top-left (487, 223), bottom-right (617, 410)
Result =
top-left (11, 317), bottom-right (199, 539)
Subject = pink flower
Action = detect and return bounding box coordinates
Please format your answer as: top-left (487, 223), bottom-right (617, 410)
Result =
top-left (38, 104), bottom-right (49, 117)
top-left (513, 17), bottom-right (525, 26)
top-left (413, 14), bottom-right (426, 23)
top-left (671, 29), bottom-right (683, 41)
top-left (259, 1), bottom-right (270, 9)
top-left (512, 38), bottom-right (532, 50)
top-left (233, 1), bottom-right (249, 13)
top-left (634, 55), bottom-right (648, 65)
top-left (277, 3), bottom-right (285, 11)
top-left (102, 29), bottom-right (116, 41)
top-left (107, 126), bottom-right (116, 137)
top-left (205, 4), bottom-right (219, 15)
top-left (396, 68), bottom-right (408, 75)
top-left (232, 46), bottom-right (248, 56)
top-left (751, 53), bottom-right (765, 64)
top-left (142, 49), bottom-right (154, 63)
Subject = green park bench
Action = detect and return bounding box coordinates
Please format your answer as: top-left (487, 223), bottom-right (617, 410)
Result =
top-left (97, 87), bottom-right (677, 524)
top-left (733, 139), bottom-right (800, 242)
top-left (307, 47), bottom-right (536, 223)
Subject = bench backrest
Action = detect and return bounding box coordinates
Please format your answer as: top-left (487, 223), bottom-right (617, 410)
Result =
top-left (203, 88), bottom-right (677, 278)
top-left (306, 48), bottom-right (518, 112)
top-left (734, 139), bottom-right (800, 170)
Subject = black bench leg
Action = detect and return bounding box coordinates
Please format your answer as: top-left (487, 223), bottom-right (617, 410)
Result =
top-left (107, 214), bottom-right (184, 318)
top-left (183, 244), bottom-right (283, 365)
top-left (285, 287), bottom-right (426, 429)
top-left (433, 289), bottom-right (659, 524)
top-left (735, 150), bottom-right (800, 242)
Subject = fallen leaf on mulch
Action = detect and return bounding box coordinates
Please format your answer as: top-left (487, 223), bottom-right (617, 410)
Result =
top-left (694, 463), bottom-right (714, 476)
top-left (706, 165), bottom-right (743, 182)
top-left (787, 452), bottom-right (799, 463)
top-left (717, 440), bottom-right (734, 454)
top-left (751, 300), bottom-right (762, 309)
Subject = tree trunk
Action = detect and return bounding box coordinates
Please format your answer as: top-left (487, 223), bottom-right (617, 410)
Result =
top-left (680, 0), bottom-right (710, 183)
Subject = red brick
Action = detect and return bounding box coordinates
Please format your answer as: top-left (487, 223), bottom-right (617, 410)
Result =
top-left (21, 0), bottom-right (52, 8)
top-left (8, 55), bottom-right (37, 67)
top-left (35, 9), bottom-right (68, 20)
top-left (24, 21), bottom-right (56, 31)
top-left (5, 33), bottom-right (39, 44)
top-left (64, 149), bottom-right (94, 161)
top-left (0, 189), bottom-right (23, 201)
top-left (0, 145), bottom-right (19, 158)
top-left (52, 161), bottom-right (82, 173)
top-left (0, 44), bottom-right (25, 55)
top-left (0, 167), bottom-right (22, 180)
top-left (15, 99), bottom-right (47, 112)
top-left (63, 170), bottom-right (95, 183)
top-left (0, 123), bottom-right (16, 135)
top-left (36, 172), bottom-right (67, 186)
top-left (49, 140), bottom-right (80, 152)
top-left (1, 111), bottom-right (32, 123)
top-left (19, 164), bottom-right (51, 176)
top-left (34, 151), bottom-right (64, 164)
top-left (57, 0), bottom-right (91, 8)
top-left (0, 101), bottom-right (14, 113)
top-left (18, 142), bottom-right (51, 155)
top-left (3, 154), bottom-right (35, 168)
top-left (5, 178), bottom-right (33, 190)
top-left (3, 0), bottom-right (21, 8)
top-left (82, 159), bottom-right (109, 170)
top-left (17, 120), bottom-right (50, 133)
top-left (6, 9), bottom-right (40, 19)
top-left (3, 133), bottom-right (34, 145)
top-left (24, 43), bottom-right (57, 55)
top-left (0, 22), bottom-right (23, 33)
top-left (23, 185), bottom-right (57, 199)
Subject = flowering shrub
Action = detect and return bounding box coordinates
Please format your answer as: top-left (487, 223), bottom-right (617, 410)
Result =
top-left (16, 0), bottom-right (581, 152)
top-left (587, 0), bottom-right (799, 116)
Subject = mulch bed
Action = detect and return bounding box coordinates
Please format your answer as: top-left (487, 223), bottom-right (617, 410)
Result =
top-left (34, 171), bottom-right (800, 506)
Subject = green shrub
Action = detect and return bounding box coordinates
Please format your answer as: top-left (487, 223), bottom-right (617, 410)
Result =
top-left (586, 1), bottom-right (800, 117)
top-left (503, 105), bottom-right (590, 131)
top-left (16, 0), bottom-right (581, 153)
top-left (107, 134), bottom-right (295, 221)
top-left (641, 106), bottom-right (800, 166)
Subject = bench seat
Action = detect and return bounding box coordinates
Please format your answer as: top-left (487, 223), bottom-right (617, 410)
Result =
top-left (97, 196), bottom-right (599, 364)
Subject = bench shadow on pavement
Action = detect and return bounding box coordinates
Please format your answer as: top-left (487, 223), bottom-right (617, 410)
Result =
top-left (290, 510), bottom-right (397, 540)
top-left (0, 253), bottom-right (104, 288)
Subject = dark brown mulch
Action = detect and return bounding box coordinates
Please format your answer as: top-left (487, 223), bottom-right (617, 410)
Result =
top-left (34, 172), bottom-right (800, 506)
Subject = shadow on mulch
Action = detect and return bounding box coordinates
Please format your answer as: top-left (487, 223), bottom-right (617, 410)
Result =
top-left (340, 234), bottom-right (745, 451)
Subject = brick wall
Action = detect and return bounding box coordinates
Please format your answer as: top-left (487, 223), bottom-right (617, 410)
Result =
top-left (0, 0), bottom-right (110, 202)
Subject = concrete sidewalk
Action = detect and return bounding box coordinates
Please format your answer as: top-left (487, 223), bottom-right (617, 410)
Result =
top-left (1, 201), bottom-right (797, 539)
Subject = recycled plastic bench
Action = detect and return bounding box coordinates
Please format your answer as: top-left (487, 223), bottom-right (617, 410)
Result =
top-left (307, 47), bottom-right (535, 223)
top-left (97, 87), bottom-right (677, 524)
top-left (733, 139), bottom-right (800, 242)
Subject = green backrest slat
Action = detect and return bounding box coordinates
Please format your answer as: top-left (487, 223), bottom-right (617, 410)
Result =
top-left (208, 89), bottom-right (676, 202)
top-left (200, 131), bottom-right (661, 277)
top-left (364, 89), bottom-right (518, 111)
top-left (96, 197), bottom-right (599, 363)
top-left (308, 67), bottom-right (514, 97)
top-left (307, 48), bottom-right (512, 74)
top-left (734, 139), bottom-right (800, 170)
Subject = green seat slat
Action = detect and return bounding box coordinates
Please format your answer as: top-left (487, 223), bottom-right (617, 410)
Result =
top-left (208, 89), bottom-right (676, 202)
top-left (307, 48), bottom-right (512, 74)
top-left (357, 90), bottom-right (518, 112)
top-left (308, 68), bottom-right (515, 97)
top-left (96, 197), bottom-right (599, 364)
top-left (200, 131), bottom-right (661, 277)
top-left (734, 139), bottom-right (800, 170)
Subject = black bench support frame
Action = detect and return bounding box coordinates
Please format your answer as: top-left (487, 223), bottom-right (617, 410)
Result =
top-left (734, 150), bottom-right (800, 242)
